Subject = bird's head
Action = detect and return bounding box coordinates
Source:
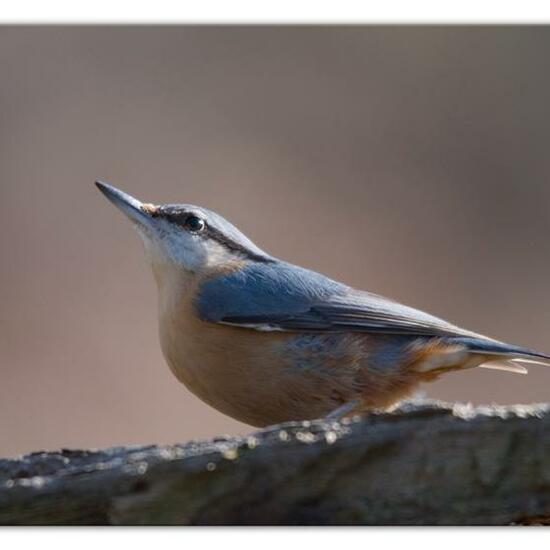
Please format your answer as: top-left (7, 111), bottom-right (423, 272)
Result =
top-left (96, 181), bottom-right (270, 284)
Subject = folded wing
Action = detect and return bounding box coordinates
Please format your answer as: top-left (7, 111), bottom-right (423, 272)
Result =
top-left (197, 260), bottom-right (550, 363)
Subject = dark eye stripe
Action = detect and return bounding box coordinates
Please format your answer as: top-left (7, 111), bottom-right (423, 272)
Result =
top-left (205, 225), bottom-right (271, 262)
top-left (154, 205), bottom-right (272, 262)
top-left (153, 207), bottom-right (204, 225)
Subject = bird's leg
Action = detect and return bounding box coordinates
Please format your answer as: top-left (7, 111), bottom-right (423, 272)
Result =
top-left (324, 399), bottom-right (361, 421)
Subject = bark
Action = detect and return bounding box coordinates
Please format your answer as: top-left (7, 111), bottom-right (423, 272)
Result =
top-left (1, 399), bottom-right (549, 525)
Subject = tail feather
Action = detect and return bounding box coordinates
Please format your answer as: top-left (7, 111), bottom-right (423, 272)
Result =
top-left (449, 336), bottom-right (550, 365)
top-left (509, 357), bottom-right (550, 367)
top-left (478, 361), bottom-right (528, 375)
top-left (411, 336), bottom-right (549, 378)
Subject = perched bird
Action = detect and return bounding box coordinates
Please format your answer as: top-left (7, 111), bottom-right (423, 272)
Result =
top-left (96, 181), bottom-right (549, 426)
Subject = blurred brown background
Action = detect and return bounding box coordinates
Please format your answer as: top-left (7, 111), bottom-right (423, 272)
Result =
top-left (1, 26), bottom-right (550, 458)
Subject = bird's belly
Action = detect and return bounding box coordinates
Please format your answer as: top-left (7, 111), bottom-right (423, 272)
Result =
top-left (159, 311), bottom-right (421, 426)
top-left (160, 320), bottom-right (334, 426)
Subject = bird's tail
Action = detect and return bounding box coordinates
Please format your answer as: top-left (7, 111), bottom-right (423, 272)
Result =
top-left (410, 336), bottom-right (550, 378)
top-left (454, 336), bottom-right (550, 373)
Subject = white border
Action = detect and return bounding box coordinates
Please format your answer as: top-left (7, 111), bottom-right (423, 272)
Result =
top-left (1, 0), bottom-right (550, 23)
top-left (1, 3), bottom-right (548, 544)
top-left (1, 528), bottom-right (550, 548)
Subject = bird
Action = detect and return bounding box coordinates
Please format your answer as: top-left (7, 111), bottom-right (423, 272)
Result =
top-left (96, 181), bottom-right (550, 427)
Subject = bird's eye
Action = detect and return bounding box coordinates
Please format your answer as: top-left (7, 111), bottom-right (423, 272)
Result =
top-left (184, 215), bottom-right (206, 233)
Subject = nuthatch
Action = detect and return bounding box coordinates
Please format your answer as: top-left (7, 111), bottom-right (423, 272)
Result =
top-left (96, 181), bottom-right (550, 426)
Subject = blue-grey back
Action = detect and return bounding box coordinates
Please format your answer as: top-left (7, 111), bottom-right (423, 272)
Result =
top-left (196, 245), bottom-right (549, 361)
top-left (197, 259), bottom-right (478, 337)
top-left (198, 260), bottom-right (349, 324)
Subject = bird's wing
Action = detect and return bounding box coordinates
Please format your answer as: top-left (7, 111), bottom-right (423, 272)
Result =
top-left (197, 260), bottom-right (479, 338)
top-left (231, 293), bottom-right (475, 336)
top-left (197, 260), bottom-right (550, 363)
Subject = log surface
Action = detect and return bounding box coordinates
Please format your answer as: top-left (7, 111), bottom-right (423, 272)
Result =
top-left (1, 400), bottom-right (549, 525)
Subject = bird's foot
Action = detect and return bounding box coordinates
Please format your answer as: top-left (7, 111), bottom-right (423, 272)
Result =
top-left (324, 400), bottom-right (361, 421)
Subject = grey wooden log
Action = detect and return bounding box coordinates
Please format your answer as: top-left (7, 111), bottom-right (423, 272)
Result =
top-left (1, 399), bottom-right (549, 525)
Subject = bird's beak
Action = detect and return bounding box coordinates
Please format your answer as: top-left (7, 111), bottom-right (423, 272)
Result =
top-left (95, 181), bottom-right (156, 230)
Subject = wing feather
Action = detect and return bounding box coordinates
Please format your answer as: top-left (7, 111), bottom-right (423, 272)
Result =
top-left (199, 261), bottom-right (480, 338)
top-left (198, 261), bottom-right (550, 362)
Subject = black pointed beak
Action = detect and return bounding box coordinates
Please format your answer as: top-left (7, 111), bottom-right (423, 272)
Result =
top-left (95, 181), bottom-right (155, 228)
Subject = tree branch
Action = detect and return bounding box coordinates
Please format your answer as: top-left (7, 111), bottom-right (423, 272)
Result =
top-left (1, 400), bottom-right (550, 525)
